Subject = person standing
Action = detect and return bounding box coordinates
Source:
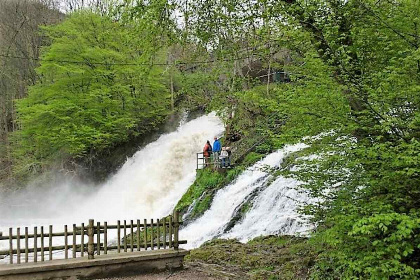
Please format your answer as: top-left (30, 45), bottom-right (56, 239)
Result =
top-left (203, 140), bottom-right (212, 167)
top-left (213, 137), bottom-right (221, 167)
top-left (220, 147), bottom-right (229, 168)
top-left (225, 146), bottom-right (231, 167)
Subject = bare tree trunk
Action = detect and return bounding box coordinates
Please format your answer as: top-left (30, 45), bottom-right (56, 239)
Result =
top-left (170, 71), bottom-right (174, 111)
top-left (267, 58), bottom-right (271, 95)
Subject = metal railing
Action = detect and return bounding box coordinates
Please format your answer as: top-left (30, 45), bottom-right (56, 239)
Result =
top-left (0, 211), bottom-right (184, 265)
top-left (196, 152), bottom-right (231, 170)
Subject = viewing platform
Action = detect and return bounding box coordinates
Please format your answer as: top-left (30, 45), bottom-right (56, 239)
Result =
top-left (0, 249), bottom-right (188, 280)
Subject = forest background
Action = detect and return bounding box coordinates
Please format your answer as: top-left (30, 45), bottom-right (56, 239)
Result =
top-left (0, 0), bottom-right (419, 279)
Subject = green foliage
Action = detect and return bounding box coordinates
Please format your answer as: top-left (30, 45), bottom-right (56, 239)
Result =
top-left (180, 0), bottom-right (420, 278)
top-left (175, 169), bottom-right (223, 214)
top-left (13, 11), bottom-right (171, 177)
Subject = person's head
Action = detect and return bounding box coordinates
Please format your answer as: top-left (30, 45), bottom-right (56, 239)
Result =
top-left (207, 140), bottom-right (210, 145)
top-left (214, 136), bottom-right (217, 141)
top-left (222, 147), bottom-right (226, 151)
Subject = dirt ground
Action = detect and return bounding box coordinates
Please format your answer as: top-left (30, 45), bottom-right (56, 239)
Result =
top-left (96, 261), bottom-right (246, 280)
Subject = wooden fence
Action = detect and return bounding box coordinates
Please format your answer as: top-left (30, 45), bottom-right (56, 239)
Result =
top-left (0, 211), bottom-right (185, 265)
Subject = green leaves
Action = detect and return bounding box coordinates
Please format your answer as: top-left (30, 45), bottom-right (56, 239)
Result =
top-left (13, 11), bottom-right (171, 177)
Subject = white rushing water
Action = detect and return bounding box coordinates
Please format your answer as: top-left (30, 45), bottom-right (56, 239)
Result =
top-left (180, 143), bottom-right (310, 248)
top-left (222, 175), bottom-right (312, 242)
top-left (0, 113), bottom-right (224, 262)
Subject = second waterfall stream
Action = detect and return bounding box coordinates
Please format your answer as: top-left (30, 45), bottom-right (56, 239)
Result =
top-left (181, 142), bottom-right (311, 248)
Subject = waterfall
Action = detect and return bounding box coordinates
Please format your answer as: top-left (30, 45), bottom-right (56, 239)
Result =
top-left (180, 143), bottom-right (309, 248)
top-left (0, 113), bottom-right (224, 248)
top-left (0, 113), bottom-right (313, 263)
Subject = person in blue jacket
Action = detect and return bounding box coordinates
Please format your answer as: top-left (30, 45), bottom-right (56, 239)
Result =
top-left (213, 137), bottom-right (221, 167)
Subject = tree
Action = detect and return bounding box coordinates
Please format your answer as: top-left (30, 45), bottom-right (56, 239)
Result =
top-left (177, 0), bottom-right (420, 278)
top-left (13, 11), bottom-right (171, 178)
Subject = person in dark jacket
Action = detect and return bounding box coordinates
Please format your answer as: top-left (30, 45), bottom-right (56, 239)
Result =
top-left (213, 137), bottom-right (221, 167)
top-left (203, 140), bottom-right (212, 167)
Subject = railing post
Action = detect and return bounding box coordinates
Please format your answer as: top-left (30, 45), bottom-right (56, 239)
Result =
top-left (173, 211), bottom-right (179, 250)
top-left (9, 228), bottom-right (13, 264)
top-left (87, 219), bottom-right (94, 260)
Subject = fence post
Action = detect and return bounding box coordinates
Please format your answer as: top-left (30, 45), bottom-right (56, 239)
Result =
top-left (9, 228), bottom-right (13, 264)
top-left (173, 211), bottom-right (179, 250)
top-left (88, 219), bottom-right (94, 260)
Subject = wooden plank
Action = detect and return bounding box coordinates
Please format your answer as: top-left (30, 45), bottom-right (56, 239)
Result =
top-left (16, 228), bottom-right (20, 264)
top-left (73, 224), bottom-right (77, 258)
top-left (143, 219), bottom-right (147, 251)
top-left (64, 225), bottom-right (68, 259)
top-left (130, 220), bottom-right (134, 252)
top-left (49, 225), bottom-right (53, 261)
top-left (117, 220), bottom-right (121, 253)
top-left (137, 220), bottom-right (140, 251)
top-left (163, 217), bottom-right (167, 249)
top-left (0, 243), bottom-right (90, 255)
top-left (104, 222), bottom-right (108, 255)
top-left (80, 223), bottom-right (84, 257)
top-left (123, 220), bottom-right (127, 253)
top-left (168, 216), bottom-right (173, 248)
top-left (157, 219), bottom-right (161, 249)
top-left (9, 228), bottom-right (13, 264)
top-left (34, 227), bottom-right (38, 263)
top-left (174, 211), bottom-right (179, 250)
top-left (87, 219), bottom-right (94, 260)
top-left (0, 222), bottom-right (185, 240)
top-left (96, 222), bottom-right (101, 256)
top-left (40, 226), bottom-right (44, 261)
top-left (24, 227), bottom-right (28, 263)
top-left (94, 240), bottom-right (187, 252)
top-left (151, 219), bottom-right (154, 250)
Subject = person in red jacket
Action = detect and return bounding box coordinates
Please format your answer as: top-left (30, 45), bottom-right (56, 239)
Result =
top-left (203, 140), bottom-right (212, 167)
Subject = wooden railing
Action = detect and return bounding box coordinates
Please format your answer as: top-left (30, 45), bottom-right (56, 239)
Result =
top-left (0, 211), bottom-right (184, 265)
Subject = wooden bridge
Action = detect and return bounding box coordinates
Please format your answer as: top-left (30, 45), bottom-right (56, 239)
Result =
top-left (0, 211), bottom-right (188, 279)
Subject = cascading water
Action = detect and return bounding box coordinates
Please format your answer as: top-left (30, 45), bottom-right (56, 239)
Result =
top-left (180, 143), bottom-right (309, 249)
top-left (222, 175), bottom-right (312, 242)
top-left (0, 113), bottom-right (224, 262)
